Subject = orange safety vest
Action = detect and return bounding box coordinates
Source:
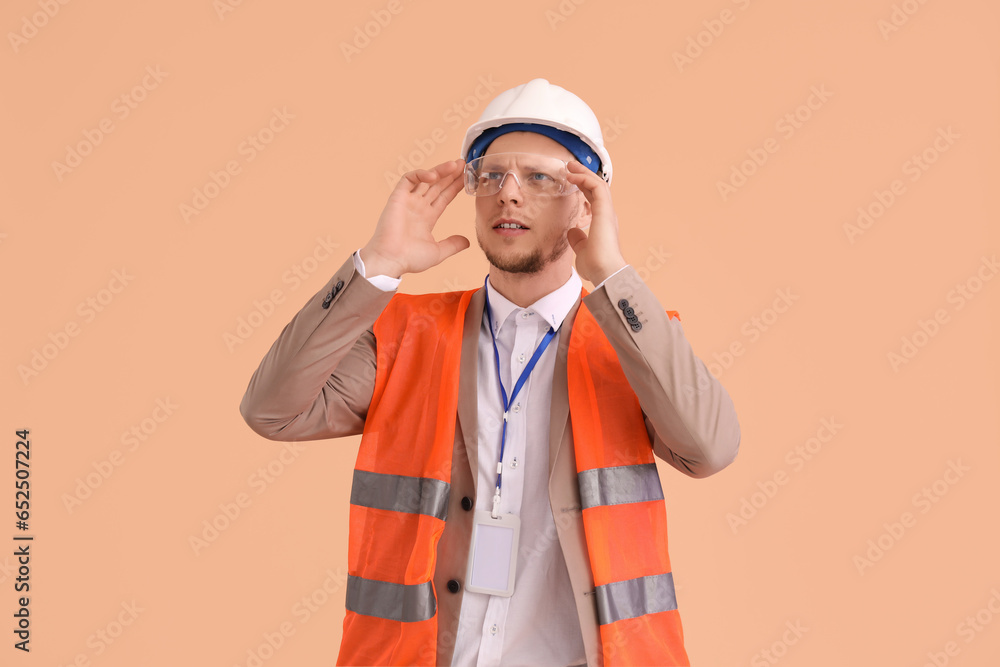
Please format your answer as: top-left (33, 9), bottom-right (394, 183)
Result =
top-left (337, 288), bottom-right (689, 666)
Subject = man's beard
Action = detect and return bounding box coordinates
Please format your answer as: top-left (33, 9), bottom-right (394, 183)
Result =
top-left (477, 231), bottom-right (570, 274)
top-left (477, 198), bottom-right (578, 274)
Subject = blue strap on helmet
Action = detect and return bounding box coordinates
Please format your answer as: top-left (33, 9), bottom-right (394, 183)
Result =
top-left (466, 122), bottom-right (601, 175)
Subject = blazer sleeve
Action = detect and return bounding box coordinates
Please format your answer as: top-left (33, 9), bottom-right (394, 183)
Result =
top-left (581, 266), bottom-right (741, 478)
top-left (239, 255), bottom-right (394, 441)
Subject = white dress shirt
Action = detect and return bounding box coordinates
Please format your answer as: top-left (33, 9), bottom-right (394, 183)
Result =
top-left (353, 251), bottom-right (589, 667)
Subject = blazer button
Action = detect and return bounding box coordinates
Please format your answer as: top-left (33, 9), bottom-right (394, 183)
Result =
top-left (623, 306), bottom-right (635, 318)
top-left (461, 496), bottom-right (473, 511)
top-left (447, 579), bottom-right (461, 594)
top-left (321, 292), bottom-right (333, 309)
top-left (617, 298), bottom-right (629, 310)
top-left (335, 279), bottom-right (344, 292)
top-left (631, 321), bottom-right (643, 332)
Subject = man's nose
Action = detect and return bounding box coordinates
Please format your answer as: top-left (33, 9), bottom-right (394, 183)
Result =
top-left (497, 171), bottom-right (522, 202)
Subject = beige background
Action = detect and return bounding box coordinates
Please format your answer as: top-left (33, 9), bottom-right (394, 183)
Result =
top-left (2, 0), bottom-right (998, 665)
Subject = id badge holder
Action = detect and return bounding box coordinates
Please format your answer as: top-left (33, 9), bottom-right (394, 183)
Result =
top-left (464, 510), bottom-right (520, 597)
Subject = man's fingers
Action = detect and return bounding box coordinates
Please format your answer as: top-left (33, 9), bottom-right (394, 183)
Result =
top-left (564, 161), bottom-right (604, 201)
top-left (566, 161), bottom-right (616, 234)
top-left (406, 159), bottom-right (464, 197)
top-left (403, 167), bottom-right (443, 195)
top-left (431, 166), bottom-right (468, 208)
top-left (424, 160), bottom-right (465, 200)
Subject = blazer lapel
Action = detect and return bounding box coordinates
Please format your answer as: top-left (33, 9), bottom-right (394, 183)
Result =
top-left (458, 287), bottom-right (484, 497)
top-left (549, 294), bottom-right (582, 481)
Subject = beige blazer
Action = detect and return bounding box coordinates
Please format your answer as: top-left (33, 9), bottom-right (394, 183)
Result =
top-left (240, 255), bottom-right (741, 666)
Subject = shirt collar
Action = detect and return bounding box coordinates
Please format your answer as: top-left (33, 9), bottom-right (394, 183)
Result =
top-left (484, 267), bottom-right (583, 334)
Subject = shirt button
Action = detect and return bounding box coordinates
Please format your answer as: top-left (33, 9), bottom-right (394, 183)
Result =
top-left (512, 402), bottom-right (520, 413)
top-left (518, 353), bottom-right (525, 363)
top-left (490, 623), bottom-right (498, 636)
top-left (510, 457), bottom-right (518, 469)
top-left (521, 311), bottom-right (530, 319)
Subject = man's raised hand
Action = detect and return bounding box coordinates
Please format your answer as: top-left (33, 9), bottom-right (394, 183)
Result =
top-left (360, 159), bottom-right (470, 279)
top-left (564, 160), bottom-right (626, 285)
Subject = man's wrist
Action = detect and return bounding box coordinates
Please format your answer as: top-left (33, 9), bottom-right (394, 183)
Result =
top-left (588, 256), bottom-right (628, 287)
top-left (594, 264), bottom-right (629, 291)
top-left (358, 246), bottom-right (404, 280)
top-left (354, 249), bottom-right (401, 292)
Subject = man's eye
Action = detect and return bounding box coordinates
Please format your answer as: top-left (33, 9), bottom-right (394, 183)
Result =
top-left (483, 171), bottom-right (504, 180)
top-left (530, 172), bottom-right (554, 181)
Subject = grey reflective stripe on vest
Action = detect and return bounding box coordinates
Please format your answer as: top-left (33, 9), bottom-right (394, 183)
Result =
top-left (595, 572), bottom-right (678, 625)
top-left (350, 469), bottom-right (450, 521)
top-left (345, 575), bottom-right (436, 622)
top-left (577, 463), bottom-right (664, 510)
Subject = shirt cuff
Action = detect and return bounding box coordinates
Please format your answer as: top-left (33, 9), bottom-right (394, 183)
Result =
top-left (594, 265), bottom-right (629, 291)
top-left (353, 249), bottom-right (401, 292)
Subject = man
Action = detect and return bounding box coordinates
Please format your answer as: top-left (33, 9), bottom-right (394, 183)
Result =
top-left (240, 78), bottom-right (741, 667)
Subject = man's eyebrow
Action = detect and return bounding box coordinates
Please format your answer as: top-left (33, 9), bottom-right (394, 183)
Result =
top-left (482, 158), bottom-right (550, 170)
top-left (480, 163), bottom-right (516, 173)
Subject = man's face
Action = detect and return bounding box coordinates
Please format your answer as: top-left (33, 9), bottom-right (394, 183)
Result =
top-left (473, 132), bottom-right (590, 275)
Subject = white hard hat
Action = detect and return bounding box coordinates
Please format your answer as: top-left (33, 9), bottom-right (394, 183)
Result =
top-left (460, 78), bottom-right (613, 184)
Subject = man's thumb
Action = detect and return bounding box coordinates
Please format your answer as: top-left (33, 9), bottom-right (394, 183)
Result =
top-left (567, 227), bottom-right (587, 252)
top-left (437, 235), bottom-right (470, 262)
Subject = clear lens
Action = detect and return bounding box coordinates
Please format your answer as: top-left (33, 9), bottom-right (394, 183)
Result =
top-left (463, 153), bottom-right (578, 197)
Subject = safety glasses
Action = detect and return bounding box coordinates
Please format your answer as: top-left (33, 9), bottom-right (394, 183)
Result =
top-left (463, 152), bottom-right (579, 197)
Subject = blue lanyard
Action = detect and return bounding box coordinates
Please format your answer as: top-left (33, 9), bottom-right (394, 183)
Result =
top-left (483, 276), bottom-right (558, 518)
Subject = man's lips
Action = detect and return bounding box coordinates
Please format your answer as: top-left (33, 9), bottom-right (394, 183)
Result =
top-left (493, 218), bottom-right (529, 231)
